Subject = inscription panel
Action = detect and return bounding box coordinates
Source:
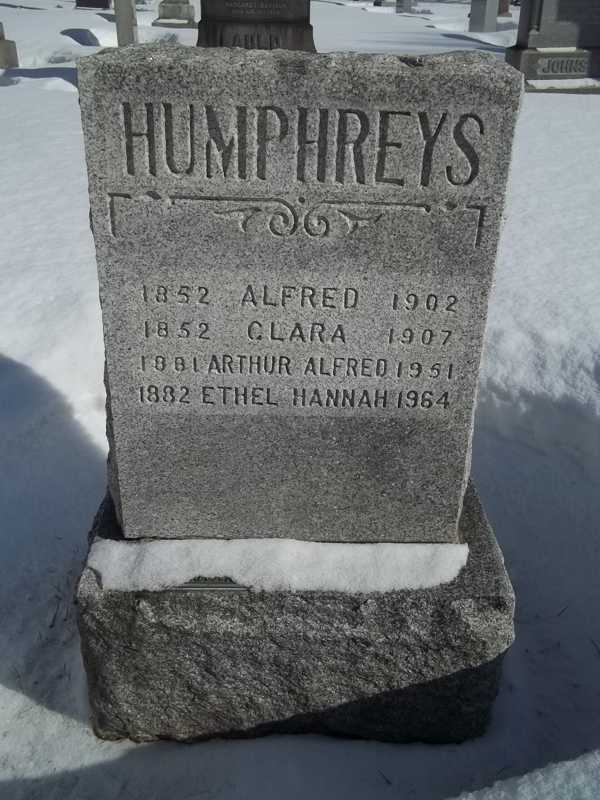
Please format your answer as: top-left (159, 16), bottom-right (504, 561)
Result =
top-left (132, 277), bottom-right (463, 416)
top-left (79, 47), bottom-right (522, 543)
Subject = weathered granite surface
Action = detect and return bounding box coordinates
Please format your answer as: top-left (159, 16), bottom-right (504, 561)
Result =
top-left (78, 47), bottom-right (522, 542)
top-left (77, 483), bottom-right (515, 743)
top-left (197, 0), bottom-right (315, 50)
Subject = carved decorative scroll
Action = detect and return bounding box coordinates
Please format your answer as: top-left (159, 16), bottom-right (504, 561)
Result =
top-left (107, 192), bottom-right (485, 245)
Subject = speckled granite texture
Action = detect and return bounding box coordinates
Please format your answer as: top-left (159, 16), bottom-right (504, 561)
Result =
top-left (78, 48), bottom-right (522, 543)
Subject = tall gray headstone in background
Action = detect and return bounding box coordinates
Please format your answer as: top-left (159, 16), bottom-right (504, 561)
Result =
top-left (115, 0), bottom-right (138, 45)
top-left (0, 22), bottom-right (19, 68)
top-left (76, 45), bottom-right (521, 744)
top-left (197, 0), bottom-right (315, 50)
top-left (469, 0), bottom-right (497, 33)
top-left (507, 0), bottom-right (600, 79)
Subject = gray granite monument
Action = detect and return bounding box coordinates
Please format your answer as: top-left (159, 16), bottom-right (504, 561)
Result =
top-left (469, 0), bottom-right (497, 33)
top-left (115, 0), bottom-right (138, 45)
top-left (507, 0), bottom-right (600, 79)
top-left (197, 0), bottom-right (315, 50)
top-left (76, 45), bottom-right (521, 743)
top-left (152, 0), bottom-right (196, 29)
top-left (0, 21), bottom-right (19, 68)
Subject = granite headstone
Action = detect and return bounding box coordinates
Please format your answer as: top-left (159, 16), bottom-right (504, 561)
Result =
top-left (115, 0), bottom-right (138, 46)
top-left (0, 21), bottom-right (19, 68)
top-left (79, 46), bottom-right (521, 544)
top-left (152, 0), bottom-right (196, 28)
top-left (76, 45), bottom-right (521, 744)
top-left (507, 0), bottom-right (600, 79)
top-left (197, 0), bottom-right (315, 51)
top-left (469, 0), bottom-right (497, 33)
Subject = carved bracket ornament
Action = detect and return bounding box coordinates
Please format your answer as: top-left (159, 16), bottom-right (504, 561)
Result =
top-left (107, 192), bottom-right (486, 246)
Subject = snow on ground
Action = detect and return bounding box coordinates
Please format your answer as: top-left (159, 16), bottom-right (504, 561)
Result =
top-left (1, 2), bottom-right (600, 799)
top-left (452, 750), bottom-right (600, 800)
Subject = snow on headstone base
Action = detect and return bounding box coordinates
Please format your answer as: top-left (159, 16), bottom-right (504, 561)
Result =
top-left (76, 483), bottom-right (515, 743)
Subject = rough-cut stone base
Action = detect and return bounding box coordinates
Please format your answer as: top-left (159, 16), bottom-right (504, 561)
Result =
top-left (506, 47), bottom-right (600, 80)
top-left (77, 483), bottom-right (514, 743)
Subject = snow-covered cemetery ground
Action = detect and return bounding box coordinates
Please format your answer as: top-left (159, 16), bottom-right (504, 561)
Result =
top-left (2, 1), bottom-right (600, 798)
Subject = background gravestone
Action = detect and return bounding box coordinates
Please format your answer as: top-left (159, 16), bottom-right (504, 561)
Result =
top-left (115, 0), bottom-right (138, 46)
top-left (507, 0), bottom-right (600, 79)
top-left (469, 0), bottom-right (497, 33)
top-left (0, 22), bottom-right (19, 68)
top-left (152, 0), bottom-right (196, 28)
top-left (197, 0), bottom-right (315, 50)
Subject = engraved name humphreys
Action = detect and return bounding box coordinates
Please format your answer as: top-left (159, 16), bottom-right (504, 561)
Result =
top-left (120, 102), bottom-right (484, 187)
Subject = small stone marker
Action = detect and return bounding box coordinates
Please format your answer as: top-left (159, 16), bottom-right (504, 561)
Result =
top-left (78, 47), bottom-right (520, 545)
top-left (469, 0), bottom-right (497, 33)
top-left (152, 0), bottom-right (196, 28)
top-left (507, 0), bottom-right (600, 79)
top-left (115, 0), bottom-right (138, 46)
top-left (76, 46), bottom-right (521, 744)
top-left (0, 21), bottom-right (19, 68)
top-left (197, 0), bottom-right (315, 51)
top-left (498, 0), bottom-right (511, 18)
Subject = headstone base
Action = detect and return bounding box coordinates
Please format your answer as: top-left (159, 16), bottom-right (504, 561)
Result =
top-left (506, 47), bottom-right (600, 80)
top-left (77, 483), bottom-right (514, 744)
top-left (0, 38), bottom-right (18, 68)
top-left (196, 20), bottom-right (315, 51)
